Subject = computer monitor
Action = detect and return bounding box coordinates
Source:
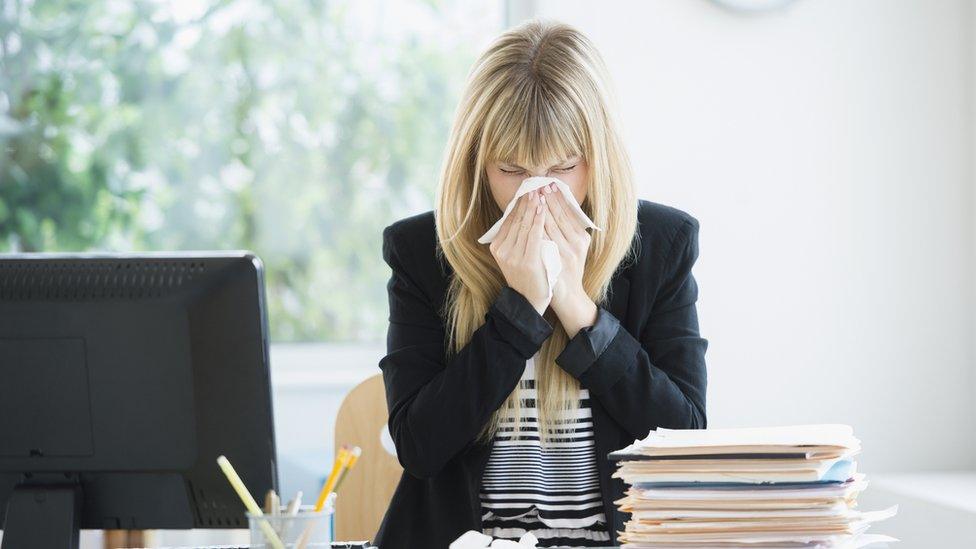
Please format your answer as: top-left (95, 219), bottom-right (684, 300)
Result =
top-left (0, 252), bottom-right (278, 549)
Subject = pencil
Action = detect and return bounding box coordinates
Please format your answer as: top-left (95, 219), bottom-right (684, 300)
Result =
top-left (314, 446), bottom-right (351, 511)
top-left (333, 446), bottom-right (362, 494)
top-left (216, 455), bottom-right (284, 549)
top-left (299, 448), bottom-right (351, 548)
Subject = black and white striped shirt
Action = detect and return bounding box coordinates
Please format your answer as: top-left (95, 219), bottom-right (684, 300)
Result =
top-left (479, 356), bottom-right (610, 547)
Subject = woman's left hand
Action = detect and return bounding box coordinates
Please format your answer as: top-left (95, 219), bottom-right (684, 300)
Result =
top-left (542, 183), bottom-right (598, 337)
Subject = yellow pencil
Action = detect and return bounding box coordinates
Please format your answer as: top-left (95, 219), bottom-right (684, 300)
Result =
top-left (313, 446), bottom-right (351, 511)
top-left (333, 446), bottom-right (362, 494)
top-left (216, 455), bottom-right (284, 549)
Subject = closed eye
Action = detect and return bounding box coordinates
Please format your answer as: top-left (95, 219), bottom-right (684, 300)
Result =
top-left (498, 163), bottom-right (576, 175)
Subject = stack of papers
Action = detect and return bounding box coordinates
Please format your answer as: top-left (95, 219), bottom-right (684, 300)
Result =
top-left (609, 425), bottom-right (898, 548)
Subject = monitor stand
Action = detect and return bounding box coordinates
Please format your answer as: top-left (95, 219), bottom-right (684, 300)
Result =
top-left (1, 477), bottom-right (81, 549)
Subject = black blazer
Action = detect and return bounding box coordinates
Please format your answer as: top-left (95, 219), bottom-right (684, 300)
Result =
top-left (375, 199), bottom-right (708, 548)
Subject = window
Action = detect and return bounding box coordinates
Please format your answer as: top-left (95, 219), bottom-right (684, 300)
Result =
top-left (1, 0), bottom-right (506, 531)
top-left (1, 0), bottom-right (504, 343)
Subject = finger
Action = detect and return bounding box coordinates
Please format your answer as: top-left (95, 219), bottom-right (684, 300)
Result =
top-left (544, 189), bottom-right (571, 241)
top-left (547, 186), bottom-right (570, 224)
top-left (548, 187), bottom-right (584, 238)
top-left (495, 192), bottom-right (526, 248)
top-left (544, 206), bottom-right (571, 251)
top-left (513, 191), bottom-right (537, 253)
top-left (525, 192), bottom-right (546, 259)
top-left (497, 192), bottom-right (530, 253)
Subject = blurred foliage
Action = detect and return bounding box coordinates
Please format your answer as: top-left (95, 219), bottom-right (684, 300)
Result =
top-left (0, 0), bottom-right (501, 341)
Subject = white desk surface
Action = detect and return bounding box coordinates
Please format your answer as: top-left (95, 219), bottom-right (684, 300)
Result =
top-left (3, 477), bottom-right (972, 548)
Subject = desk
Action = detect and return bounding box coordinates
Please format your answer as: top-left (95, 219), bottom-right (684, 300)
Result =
top-left (855, 483), bottom-right (976, 547)
top-left (6, 483), bottom-right (970, 548)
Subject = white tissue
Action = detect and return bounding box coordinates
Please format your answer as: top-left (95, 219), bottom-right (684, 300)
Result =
top-left (449, 530), bottom-right (539, 549)
top-left (477, 176), bottom-right (600, 301)
top-left (489, 540), bottom-right (522, 548)
top-left (449, 530), bottom-right (492, 549)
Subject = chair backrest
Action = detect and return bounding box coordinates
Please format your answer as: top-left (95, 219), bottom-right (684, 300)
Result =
top-left (333, 374), bottom-right (403, 542)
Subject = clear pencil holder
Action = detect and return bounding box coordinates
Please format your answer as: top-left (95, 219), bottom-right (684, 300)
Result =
top-left (246, 504), bottom-right (333, 548)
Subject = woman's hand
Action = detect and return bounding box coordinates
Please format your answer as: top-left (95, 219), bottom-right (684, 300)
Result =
top-left (542, 183), bottom-right (598, 337)
top-left (489, 189), bottom-right (551, 315)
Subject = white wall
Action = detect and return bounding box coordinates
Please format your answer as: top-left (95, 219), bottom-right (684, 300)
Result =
top-left (532, 0), bottom-right (976, 472)
top-left (972, 0), bottom-right (976, 471)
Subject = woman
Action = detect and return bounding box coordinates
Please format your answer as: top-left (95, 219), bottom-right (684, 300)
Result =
top-left (375, 20), bottom-right (708, 548)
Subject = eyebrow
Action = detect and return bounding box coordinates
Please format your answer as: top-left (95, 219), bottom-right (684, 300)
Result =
top-left (499, 156), bottom-right (581, 170)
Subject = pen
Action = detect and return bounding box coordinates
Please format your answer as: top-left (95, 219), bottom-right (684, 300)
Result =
top-left (216, 455), bottom-right (284, 549)
top-left (286, 490), bottom-right (303, 516)
top-left (279, 490), bottom-right (303, 542)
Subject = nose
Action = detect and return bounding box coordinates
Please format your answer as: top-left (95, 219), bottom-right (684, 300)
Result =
top-left (527, 165), bottom-right (551, 178)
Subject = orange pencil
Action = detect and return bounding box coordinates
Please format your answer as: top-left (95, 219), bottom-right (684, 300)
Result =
top-left (333, 446), bottom-right (362, 494)
top-left (313, 445), bottom-right (351, 511)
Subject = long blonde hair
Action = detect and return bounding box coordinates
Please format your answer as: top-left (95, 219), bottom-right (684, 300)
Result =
top-left (434, 20), bottom-right (638, 444)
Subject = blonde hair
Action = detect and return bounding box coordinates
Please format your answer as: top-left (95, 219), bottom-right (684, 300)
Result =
top-left (434, 19), bottom-right (638, 444)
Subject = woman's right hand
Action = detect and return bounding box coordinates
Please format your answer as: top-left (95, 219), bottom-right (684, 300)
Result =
top-left (489, 189), bottom-right (551, 315)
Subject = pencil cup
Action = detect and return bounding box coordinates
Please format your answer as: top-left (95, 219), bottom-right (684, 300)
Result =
top-left (247, 504), bottom-right (333, 548)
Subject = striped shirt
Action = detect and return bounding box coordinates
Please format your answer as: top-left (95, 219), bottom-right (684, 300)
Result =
top-left (479, 356), bottom-right (610, 547)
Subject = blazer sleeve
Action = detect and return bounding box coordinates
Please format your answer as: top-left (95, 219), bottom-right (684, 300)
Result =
top-left (379, 224), bottom-right (555, 479)
top-left (555, 218), bottom-right (708, 440)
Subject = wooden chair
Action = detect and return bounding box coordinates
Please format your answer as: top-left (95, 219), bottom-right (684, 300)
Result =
top-left (333, 374), bottom-right (403, 542)
top-left (103, 530), bottom-right (152, 548)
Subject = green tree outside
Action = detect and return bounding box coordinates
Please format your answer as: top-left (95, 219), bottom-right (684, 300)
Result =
top-left (0, 0), bottom-right (501, 341)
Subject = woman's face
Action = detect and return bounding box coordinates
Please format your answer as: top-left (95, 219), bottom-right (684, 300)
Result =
top-left (486, 155), bottom-right (588, 211)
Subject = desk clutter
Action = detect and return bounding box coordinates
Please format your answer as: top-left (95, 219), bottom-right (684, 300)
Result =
top-left (214, 445), bottom-right (365, 549)
top-left (450, 530), bottom-right (540, 549)
top-left (127, 545), bottom-right (373, 548)
top-left (608, 424), bottom-right (897, 548)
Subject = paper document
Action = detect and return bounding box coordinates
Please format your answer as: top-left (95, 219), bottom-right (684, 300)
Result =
top-left (610, 425), bottom-right (895, 548)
